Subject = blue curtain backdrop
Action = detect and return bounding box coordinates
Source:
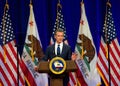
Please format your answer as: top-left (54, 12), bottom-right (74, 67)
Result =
top-left (0, 0), bottom-right (120, 53)
top-left (0, 0), bottom-right (120, 85)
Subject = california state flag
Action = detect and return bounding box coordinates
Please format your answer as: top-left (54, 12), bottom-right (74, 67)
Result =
top-left (21, 4), bottom-right (48, 86)
top-left (75, 2), bottom-right (101, 86)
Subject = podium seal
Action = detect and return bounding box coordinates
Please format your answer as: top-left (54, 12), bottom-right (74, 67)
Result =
top-left (49, 57), bottom-right (66, 75)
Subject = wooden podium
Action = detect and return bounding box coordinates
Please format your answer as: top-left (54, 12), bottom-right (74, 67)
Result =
top-left (38, 60), bottom-right (77, 86)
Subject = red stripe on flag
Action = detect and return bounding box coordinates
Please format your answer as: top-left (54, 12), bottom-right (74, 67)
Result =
top-left (76, 63), bottom-right (87, 86)
top-left (0, 53), bottom-right (17, 85)
top-left (97, 63), bottom-right (109, 85)
top-left (110, 72), bottom-right (118, 86)
top-left (0, 46), bottom-right (18, 85)
top-left (21, 60), bottom-right (37, 86)
top-left (110, 61), bottom-right (119, 81)
top-left (2, 45), bottom-right (17, 68)
top-left (0, 66), bottom-right (11, 85)
top-left (67, 82), bottom-right (71, 86)
top-left (1, 45), bottom-right (17, 72)
top-left (8, 42), bottom-right (25, 84)
top-left (112, 39), bottom-right (120, 57)
top-left (19, 60), bottom-right (25, 84)
top-left (0, 78), bottom-right (4, 86)
top-left (109, 48), bottom-right (119, 78)
top-left (100, 42), bottom-right (107, 56)
top-left (69, 72), bottom-right (76, 85)
top-left (110, 42), bottom-right (120, 69)
top-left (97, 39), bottom-right (120, 85)
top-left (109, 47), bottom-right (119, 84)
top-left (1, 43), bottom-right (25, 85)
top-left (8, 41), bottom-right (17, 59)
top-left (98, 53), bottom-right (108, 74)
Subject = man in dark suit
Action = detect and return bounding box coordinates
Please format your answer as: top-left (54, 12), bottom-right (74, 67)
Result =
top-left (43, 29), bottom-right (72, 61)
top-left (35, 29), bottom-right (77, 86)
top-left (43, 29), bottom-right (72, 86)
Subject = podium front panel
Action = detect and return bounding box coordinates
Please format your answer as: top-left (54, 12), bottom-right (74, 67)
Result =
top-left (66, 60), bottom-right (77, 72)
top-left (38, 61), bottom-right (50, 73)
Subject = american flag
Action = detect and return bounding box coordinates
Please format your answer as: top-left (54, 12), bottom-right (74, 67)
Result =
top-left (0, 5), bottom-right (25, 86)
top-left (50, 2), bottom-right (67, 44)
top-left (97, 3), bottom-right (120, 86)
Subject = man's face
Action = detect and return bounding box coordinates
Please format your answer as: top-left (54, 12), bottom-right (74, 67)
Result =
top-left (54, 32), bottom-right (64, 44)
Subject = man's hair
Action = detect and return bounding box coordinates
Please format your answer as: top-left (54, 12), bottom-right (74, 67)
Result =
top-left (54, 29), bottom-right (64, 35)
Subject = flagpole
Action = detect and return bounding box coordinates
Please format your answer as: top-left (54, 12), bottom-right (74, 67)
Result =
top-left (14, 0), bottom-right (19, 82)
top-left (12, 0), bottom-right (20, 83)
top-left (4, 1), bottom-right (20, 85)
top-left (57, 0), bottom-right (62, 30)
top-left (12, 0), bottom-right (20, 84)
top-left (105, 1), bottom-right (111, 86)
top-left (107, 2), bottom-right (111, 86)
top-left (15, 44), bottom-right (19, 86)
top-left (29, 0), bottom-right (35, 62)
top-left (15, 35), bottom-right (19, 86)
top-left (3, 2), bottom-right (9, 63)
top-left (80, 1), bottom-right (84, 59)
top-left (81, 0), bottom-right (84, 3)
top-left (107, 41), bottom-right (111, 86)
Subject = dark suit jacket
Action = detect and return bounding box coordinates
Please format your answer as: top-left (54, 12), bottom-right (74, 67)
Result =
top-left (43, 43), bottom-right (72, 61)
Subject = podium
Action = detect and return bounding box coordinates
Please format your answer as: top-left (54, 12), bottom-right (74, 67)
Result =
top-left (38, 60), bottom-right (77, 86)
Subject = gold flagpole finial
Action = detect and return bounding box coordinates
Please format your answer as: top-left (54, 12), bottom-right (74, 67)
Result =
top-left (29, 0), bottom-right (33, 7)
top-left (4, 0), bottom-right (9, 10)
top-left (57, 0), bottom-right (62, 9)
top-left (30, 0), bottom-right (32, 4)
top-left (81, 0), bottom-right (84, 4)
top-left (106, 1), bottom-right (111, 7)
top-left (29, 1), bottom-right (34, 61)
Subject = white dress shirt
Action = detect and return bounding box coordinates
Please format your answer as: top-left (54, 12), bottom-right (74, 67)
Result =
top-left (55, 42), bottom-right (63, 55)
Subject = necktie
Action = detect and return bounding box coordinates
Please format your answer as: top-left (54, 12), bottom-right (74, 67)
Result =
top-left (57, 45), bottom-right (60, 55)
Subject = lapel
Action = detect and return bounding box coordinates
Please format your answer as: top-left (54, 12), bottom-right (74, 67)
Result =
top-left (52, 44), bottom-right (55, 55)
top-left (53, 43), bottom-right (66, 57)
top-left (61, 43), bottom-right (65, 55)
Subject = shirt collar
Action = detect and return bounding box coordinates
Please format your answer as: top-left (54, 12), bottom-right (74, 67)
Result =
top-left (55, 42), bottom-right (63, 46)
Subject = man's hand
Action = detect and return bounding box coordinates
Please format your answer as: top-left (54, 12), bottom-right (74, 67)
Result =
top-left (71, 52), bottom-right (77, 60)
top-left (34, 66), bottom-right (39, 72)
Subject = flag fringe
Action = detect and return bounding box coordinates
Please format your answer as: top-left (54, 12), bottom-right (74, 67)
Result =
top-left (96, 66), bottom-right (108, 86)
top-left (25, 77), bottom-right (31, 86)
